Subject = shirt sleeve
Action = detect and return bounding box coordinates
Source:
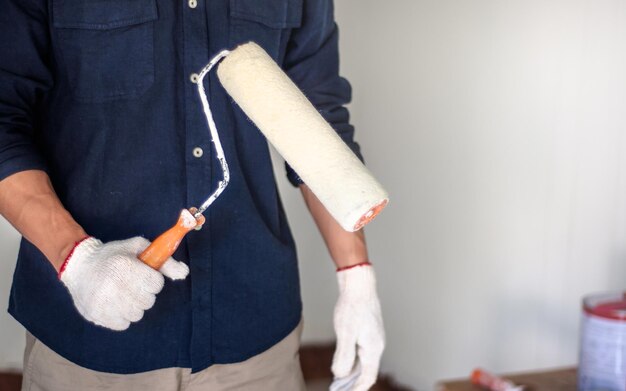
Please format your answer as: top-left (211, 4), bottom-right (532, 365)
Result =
top-left (282, 0), bottom-right (362, 187)
top-left (0, 0), bottom-right (52, 182)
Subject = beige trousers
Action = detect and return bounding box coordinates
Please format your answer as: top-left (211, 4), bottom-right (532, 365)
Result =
top-left (21, 321), bottom-right (305, 391)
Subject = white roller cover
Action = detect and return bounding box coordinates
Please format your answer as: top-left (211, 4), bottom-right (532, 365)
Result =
top-left (217, 42), bottom-right (388, 232)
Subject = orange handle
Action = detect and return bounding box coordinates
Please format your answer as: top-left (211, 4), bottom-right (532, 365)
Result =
top-left (139, 209), bottom-right (205, 270)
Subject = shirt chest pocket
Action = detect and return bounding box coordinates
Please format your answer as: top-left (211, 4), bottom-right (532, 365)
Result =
top-left (229, 0), bottom-right (302, 61)
top-left (52, 0), bottom-right (157, 102)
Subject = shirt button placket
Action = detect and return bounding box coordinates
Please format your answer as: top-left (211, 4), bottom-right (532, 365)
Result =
top-left (183, 0), bottom-right (213, 368)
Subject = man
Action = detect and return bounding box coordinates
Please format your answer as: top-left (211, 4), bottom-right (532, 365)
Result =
top-left (0, 0), bottom-right (384, 390)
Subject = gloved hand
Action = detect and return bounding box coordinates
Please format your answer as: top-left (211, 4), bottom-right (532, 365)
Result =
top-left (59, 236), bottom-right (189, 331)
top-left (331, 263), bottom-right (385, 391)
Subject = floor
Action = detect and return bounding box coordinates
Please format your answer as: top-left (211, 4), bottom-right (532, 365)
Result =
top-left (0, 373), bottom-right (20, 391)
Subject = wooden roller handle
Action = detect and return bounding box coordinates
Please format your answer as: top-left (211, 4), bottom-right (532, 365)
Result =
top-left (139, 208), bottom-right (205, 270)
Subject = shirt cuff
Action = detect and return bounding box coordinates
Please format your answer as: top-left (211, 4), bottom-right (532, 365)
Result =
top-left (0, 149), bottom-right (48, 182)
top-left (285, 162), bottom-right (304, 187)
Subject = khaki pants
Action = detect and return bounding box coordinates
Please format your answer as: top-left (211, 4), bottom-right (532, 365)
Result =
top-left (21, 321), bottom-right (305, 391)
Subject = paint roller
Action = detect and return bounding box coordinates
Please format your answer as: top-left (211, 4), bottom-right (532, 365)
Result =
top-left (139, 42), bottom-right (389, 270)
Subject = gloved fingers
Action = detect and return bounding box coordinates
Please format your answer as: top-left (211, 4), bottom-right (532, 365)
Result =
top-left (118, 292), bottom-right (146, 323)
top-left (141, 272), bottom-right (164, 295)
top-left (159, 258), bottom-right (190, 280)
top-left (127, 237), bottom-right (189, 281)
top-left (99, 275), bottom-right (154, 321)
top-left (130, 261), bottom-right (165, 295)
top-left (123, 304), bottom-right (145, 323)
top-left (351, 370), bottom-right (378, 391)
top-left (123, 237), bottom-right (181, 293)
top-left (127, 289), bottom-right (158, 311)
top-left (351, 343), bottom-right (382, 391)
top-left (91, 293), bottom-right (145, 330)
top-left (125, 236), bottom-right (152, 255)
top-left (100, 316), bottom-right (131, 331)
top-left (329, 361), bottom-right (361, 391)
top-left (97, 274), bottom-right (153, 324)
top-left (331, 334), bottom-right (357, 378)
top-left (122, 273), bottom-right (158, 310)
top-left (118, 236), bottom-right (165, 294)
top-left (62, 236), bottom-right (167, 331)
top-left (87, 306), bottom-right (131, 331)
top-left (361, 327), bottom-right (386, 359)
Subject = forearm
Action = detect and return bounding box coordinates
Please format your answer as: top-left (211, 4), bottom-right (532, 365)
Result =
top-left (0, 170), bottom-right (87, 271)
top-left (302, 187), bottom-right (384, 389)
top-left (300, 184), bottom-right (368, 269)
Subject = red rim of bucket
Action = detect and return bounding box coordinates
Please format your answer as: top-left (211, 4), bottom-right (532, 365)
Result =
top-left (583, 292), bottom-right (626, 321)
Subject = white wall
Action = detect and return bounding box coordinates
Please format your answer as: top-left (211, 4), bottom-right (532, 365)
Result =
top-left (290, 0), bottom-right (626, 389)
top-left (3, 1), bottom-right (626, 389)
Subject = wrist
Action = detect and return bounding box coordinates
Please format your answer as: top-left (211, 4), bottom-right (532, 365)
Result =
top-left (25, 200), bottom-right (88, 272)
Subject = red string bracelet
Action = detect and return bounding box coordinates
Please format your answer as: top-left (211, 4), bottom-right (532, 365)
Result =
top-left (336, 261), bottom-right (371, 272)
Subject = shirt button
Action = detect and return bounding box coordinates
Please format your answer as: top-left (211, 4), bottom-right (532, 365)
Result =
top-left (193, 147), bottom-right (203, 158)
top-left (188, 0), bottom-right (197, 8)
top-left (190, 73), bottom-right (199, 84)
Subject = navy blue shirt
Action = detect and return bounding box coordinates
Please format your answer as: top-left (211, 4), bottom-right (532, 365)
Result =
top-left (0, 0), bottom-right (362, 374)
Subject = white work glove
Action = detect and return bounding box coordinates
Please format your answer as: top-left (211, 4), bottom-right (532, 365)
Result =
top-left (331, 264), bottom-right (385, 391)
top-left (59, 236), bottom-right (189, 331)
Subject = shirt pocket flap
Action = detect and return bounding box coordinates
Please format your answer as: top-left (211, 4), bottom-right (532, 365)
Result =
top-left (53, 0), bottom-right (158, 30)
top-left (230, 0), bottom-right (303, 29)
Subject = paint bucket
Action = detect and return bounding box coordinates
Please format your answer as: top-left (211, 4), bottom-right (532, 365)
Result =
top-left (579, 292), bottom-right (626, 391)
